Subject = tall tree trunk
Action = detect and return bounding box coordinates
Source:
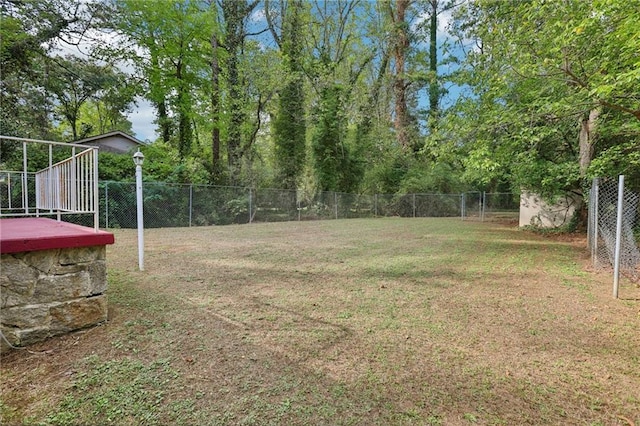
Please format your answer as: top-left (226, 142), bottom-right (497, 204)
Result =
top-left (359, 51), bottom-right (390, 135)
top-left (157, 100), bottom-right (171, 144)
top-left (226, 50), bottom-right (243, 183)
top-left (428, 0), bottom-right (439, 125)
top-left (69, 105), bottom-right (78, 140)
top-left (150, 53), bottom-right (171, 144)
top-left (391, 0), bottom-right (410, 149)
top-left (71, 121), bottom-right (78, 140)
top-left (175, 60), bottom-right (192, 158)
top-left (211, 34), bottom-right (222, 182)
top-left (270, 0), bottom-right (306, 190)
top-left (578, 108), bottom-right (600, 176)
top-left (96, 102), bottom-right (105, 134)
top-left (222, 0), bottom-right (251, 185)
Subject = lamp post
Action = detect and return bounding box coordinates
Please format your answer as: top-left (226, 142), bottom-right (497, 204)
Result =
top-left (133, 149), bottom-right (145, 271)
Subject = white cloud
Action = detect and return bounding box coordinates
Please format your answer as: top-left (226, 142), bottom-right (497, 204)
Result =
top-left (438, 7), bottom-right (454, 36)
top-left (128, 98), bottom-right (157, 143)
top-left (250, 7), bottom-right (266, 23)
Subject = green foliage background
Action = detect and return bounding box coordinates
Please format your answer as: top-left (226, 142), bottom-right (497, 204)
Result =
top-left (1, 0), bottom-right (638, 198)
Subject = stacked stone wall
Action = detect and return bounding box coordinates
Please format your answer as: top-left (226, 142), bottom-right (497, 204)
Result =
top-left (1, 246), bottom-right (108, 352)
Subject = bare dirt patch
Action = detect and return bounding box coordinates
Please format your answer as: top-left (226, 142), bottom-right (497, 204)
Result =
top-left (2, 218), bottom-right (639, 425)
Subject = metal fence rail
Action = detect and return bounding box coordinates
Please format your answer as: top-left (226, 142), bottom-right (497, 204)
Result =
top-left (36, 148), bottom-right (98, 214)
top-left (97, 181), bottom-right (520, 229)
top-left (0, 135), bottom-right (100, 230)
top-left (588, 177), bottom-right (640, 286)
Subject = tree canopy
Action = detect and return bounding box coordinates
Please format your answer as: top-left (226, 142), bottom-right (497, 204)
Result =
top-left (2, 0), bottom-right (638, 194)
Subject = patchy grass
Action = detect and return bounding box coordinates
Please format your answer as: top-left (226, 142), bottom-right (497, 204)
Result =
top-left (1, 218), bottom-right (639, 425)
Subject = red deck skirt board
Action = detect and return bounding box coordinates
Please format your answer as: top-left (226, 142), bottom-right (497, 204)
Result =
top-left (0, 218), bottom-right (115, 254)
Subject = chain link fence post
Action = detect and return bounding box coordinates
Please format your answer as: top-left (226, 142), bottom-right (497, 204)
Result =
top-left (412, 194), bottom-right (416, 218)
top-left (104, 182), bottom-right (109, 229)
top-left (588, 176), bottom-right (640, 291)
top-left (613, 175), bottom-right (625, 298)
top-left (248, 187), bottom-right (252, 224)
top-left (588, 178), bottom-right (599, 266)
top-left (374, 194), bottom-right (378, 217)
top-left (189, 184), bottom-right (193, 227)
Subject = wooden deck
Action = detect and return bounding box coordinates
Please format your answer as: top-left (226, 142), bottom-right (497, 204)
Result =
top-left (0, 218), bottom-right (114, 254)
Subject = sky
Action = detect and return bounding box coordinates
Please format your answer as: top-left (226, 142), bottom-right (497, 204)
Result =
top-left (128, 99), bottom-right (156, 142)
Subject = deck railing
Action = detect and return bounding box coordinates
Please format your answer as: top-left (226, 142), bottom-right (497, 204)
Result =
top-left (0, 136), bottom-right (100, 231)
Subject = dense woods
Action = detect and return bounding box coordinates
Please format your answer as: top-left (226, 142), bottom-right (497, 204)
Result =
top-left (2, 0), bottom-right (639, 197)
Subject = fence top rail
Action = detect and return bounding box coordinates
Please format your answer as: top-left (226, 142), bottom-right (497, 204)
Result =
top-left (101, 181), bottom-right (250, 190)
top-left (401, 193), bottom-right (464, 196)
top-left (99, 180), bottom-right (523, 198)
top-left (0, 135), bottom-right (99, 151)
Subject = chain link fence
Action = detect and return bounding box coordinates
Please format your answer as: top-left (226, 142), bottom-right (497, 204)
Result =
top-left (0, 178), bottom-right (521, 228)
top-left (94, 181), bottom-right (520, 229)
top-left (0, 171), bottom-right (36, 215)
top-left (588, 177), bottom-right (640, 283)
top-left (462, 192), bottom-right (521, 222)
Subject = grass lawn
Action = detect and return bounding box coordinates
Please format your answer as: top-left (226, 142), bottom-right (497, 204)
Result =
top-left (1, 218), bottom-right (639, 425)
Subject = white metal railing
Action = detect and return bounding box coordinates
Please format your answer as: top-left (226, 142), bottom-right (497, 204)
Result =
top-left (0, 135), bottom-right (100, 231)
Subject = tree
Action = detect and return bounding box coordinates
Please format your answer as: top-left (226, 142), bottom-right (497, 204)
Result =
top-left (266, 0), bottom-right (307, 190)
top-left (451, 0), bottom-right (640, 197)
top-left (89, 75), bottom-right (136, 135)
top-left (0, 0), bottom-right (103, 139)
top-left (421, 0), bottom-right (457, 128)
top-left (306, 0), bottom-right (374, 192)
top-left (45, 55), bottom-right (132, 140)
top-left (208, 2), bottom-right (223, 182)
top-left (219, 0), bottom-right (261, 184)
top-left (112, 0), bottom-right (211, 157)
top-left (382, 0), bottom-right (450, 151)
top-left (57, 96), bottom-right (133, 139)
top-left (385, 0), bottom-right (412, 150)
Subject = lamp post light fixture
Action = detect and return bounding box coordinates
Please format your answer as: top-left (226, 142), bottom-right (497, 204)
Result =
top-left (133, 149), bottom-right (144, 167)
top-left (133, 149), bottom-right (145, 271)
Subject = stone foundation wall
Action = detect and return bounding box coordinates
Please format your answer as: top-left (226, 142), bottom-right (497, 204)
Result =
top-left (1, 246), bottom-right (108, 353)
